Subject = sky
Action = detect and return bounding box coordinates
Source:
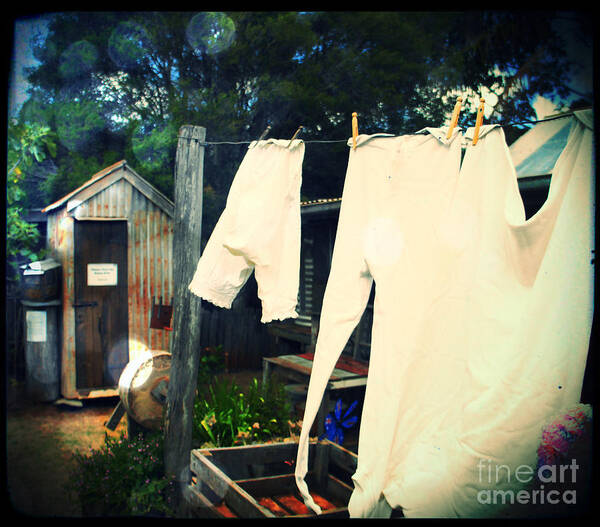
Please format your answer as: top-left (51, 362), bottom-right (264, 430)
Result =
top-left (8, 15), bottom-right (50, 118)
top-left (8, 13), bottom-right (593, 123)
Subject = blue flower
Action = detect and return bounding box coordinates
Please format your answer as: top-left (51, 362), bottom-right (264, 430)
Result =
top-left (320, 398), bottom-right (359, 445)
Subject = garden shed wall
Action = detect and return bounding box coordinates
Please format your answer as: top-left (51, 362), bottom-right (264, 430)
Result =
top-left (43, 160), bottom-right (174, 399)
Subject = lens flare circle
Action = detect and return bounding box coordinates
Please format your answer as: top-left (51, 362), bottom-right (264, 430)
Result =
top-left (186, 12), bottom-right (236, 55)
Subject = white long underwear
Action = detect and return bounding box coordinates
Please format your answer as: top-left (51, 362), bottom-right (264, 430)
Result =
top-left (295, 111), bottom-right (594, 518)
top-left (295, 128), bottom-right (464, 517)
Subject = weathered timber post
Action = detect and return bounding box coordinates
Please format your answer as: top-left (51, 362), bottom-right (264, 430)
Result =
top-left (164, 125), bottom-right (206, 514)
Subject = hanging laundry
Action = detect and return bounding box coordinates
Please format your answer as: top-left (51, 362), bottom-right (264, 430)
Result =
top-left (294, 128), bottom-right (464, 517)
top-left (188, 138), bottom-right (305, 323)
top-left (295, 111), bottom-right (594, 518)
top-left (410, 112), bottom-right (594, 518)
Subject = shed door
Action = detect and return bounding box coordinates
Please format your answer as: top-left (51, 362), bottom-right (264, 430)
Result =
top-left (74, 220), bottom-right (129, 389)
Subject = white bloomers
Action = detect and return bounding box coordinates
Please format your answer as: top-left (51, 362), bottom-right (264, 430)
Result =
top-left (188, 138), bottom-right (305, 323)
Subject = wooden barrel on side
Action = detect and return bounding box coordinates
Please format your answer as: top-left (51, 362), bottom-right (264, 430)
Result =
top-left (117, 351), bottom-right (171, 430)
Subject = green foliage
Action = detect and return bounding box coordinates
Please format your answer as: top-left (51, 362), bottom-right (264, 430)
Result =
top-left (65, 431), bottom-right (176, 517)
top-left (186, 12), bottom-right (236, 55)
top-left (17, 11), bottom-right (589, 232)
top-left (5, 207), bottom-right (43, 265)
top-left (58, 39), bottom-right (99, 80)
top-left (193, 376), bottom-right (292, 448)
top-left (41, 146), bottom-right (123, 200)
top-left (108, 21), bottom-right (152, 71)
top-left (55, 100), bottom-right (106, 153)
top-left (6, 120), bottom-right (55, 277)
top-left (131, 120), bottom-right (177, 173)
top-left (197, 345), bottom-right (226, 386)
top-left (7, 119), bottom-right (57, 171)
top-left (64, 372), bottom-right (293, 516)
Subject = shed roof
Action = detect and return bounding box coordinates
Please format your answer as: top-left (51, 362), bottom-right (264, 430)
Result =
top-left (509, 108), bottom-right (593, 179)
top-left (41, 160), bottom-right (174, 217)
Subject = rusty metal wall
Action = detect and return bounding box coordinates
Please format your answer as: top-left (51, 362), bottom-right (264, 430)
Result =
top-left (46, 170), bottom-right (174, 398)
top-left (46, 206), bottom-right (77, 397)
top-left (127, 181), bottom-right (174, 356)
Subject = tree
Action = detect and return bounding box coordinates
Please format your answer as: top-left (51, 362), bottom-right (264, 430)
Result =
top-left (6, 119), bottom-right (56, 285)
top-left (20, 11), bottom-right (586, 221)
top-left (19, 92), bottom-right (131, 205)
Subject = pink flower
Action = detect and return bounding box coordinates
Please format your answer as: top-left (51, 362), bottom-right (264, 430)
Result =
top-left (538, 404), bottom-right (592, 469)
top-left (562, 415), bottom-right (584, 437)
top-left (552, 435), bottom-right (570, 455)
top-left (572, 408), bottom-right (586, 421)
top-left (537, 443), bottom-right (557, 466)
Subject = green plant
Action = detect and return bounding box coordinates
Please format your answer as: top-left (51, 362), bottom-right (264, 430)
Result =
top-left (197, 345), bottom-right (226, 386)
top-left (65, 431), bottom-right (175, 517)
top-left (193, 376), bottom-right (292, 448)
top-left (6, 119), bottom-right (55, 276)
top-left (245, 377), bottom-right (293, 441)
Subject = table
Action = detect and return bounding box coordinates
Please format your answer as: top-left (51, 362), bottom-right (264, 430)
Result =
top-left (262, 353), bottom-right (369, 436)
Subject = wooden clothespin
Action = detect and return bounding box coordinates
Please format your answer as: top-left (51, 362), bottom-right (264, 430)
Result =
top-left (288, 125), bottom-right (303, 148)
top-left (251, 125), bottom-right (272, 148)
top-left (258, 124), bottom-right (271, 141)
top-left (472, 97), bottom-right (485, 146)
top-left (352, 112), bottom-right (359, 150)
top-left (446, 96), bottom-right (463, 140)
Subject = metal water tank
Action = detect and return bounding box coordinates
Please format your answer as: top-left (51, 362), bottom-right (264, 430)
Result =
top-left (21, 299), bottom-right (61, 402)
top-left (20, 258), bottom-right (61, 301)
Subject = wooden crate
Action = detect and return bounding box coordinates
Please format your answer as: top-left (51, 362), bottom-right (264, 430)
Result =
top-left (187, 439), bottom-right (357, 518)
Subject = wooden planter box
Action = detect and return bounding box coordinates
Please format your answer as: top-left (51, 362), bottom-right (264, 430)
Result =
top-left (187, 439), bottom-right (357, 518)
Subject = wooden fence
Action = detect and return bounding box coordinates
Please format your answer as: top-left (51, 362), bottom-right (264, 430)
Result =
top-left (198, 303), bottom-right (284, 372)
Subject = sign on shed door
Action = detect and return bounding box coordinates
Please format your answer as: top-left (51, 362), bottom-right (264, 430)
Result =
top-left (74, 220), bottom-right (129, 389)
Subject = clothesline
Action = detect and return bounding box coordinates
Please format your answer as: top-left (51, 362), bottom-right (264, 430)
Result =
top-left (191, 139), bottom-right (349, 146)
top-left (179, 112), bottom-right (573, 147)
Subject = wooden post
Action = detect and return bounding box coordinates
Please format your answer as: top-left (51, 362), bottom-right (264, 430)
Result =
top-left (164, 125), bottom-right (206, 513)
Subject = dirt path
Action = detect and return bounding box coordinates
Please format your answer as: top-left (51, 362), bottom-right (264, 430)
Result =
top-left (6, 390), bottom-right (127, 517)
top-left (6, 370), bottom-right (262, 518)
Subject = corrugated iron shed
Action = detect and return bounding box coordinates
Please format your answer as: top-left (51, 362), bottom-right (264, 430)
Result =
top-left (42, 160), bottom-right (174, 399)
